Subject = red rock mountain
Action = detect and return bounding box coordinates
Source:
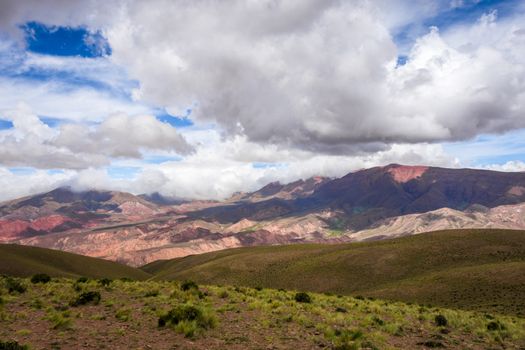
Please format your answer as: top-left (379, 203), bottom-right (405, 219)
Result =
top-left (2, 165), bottom-right (525, 266)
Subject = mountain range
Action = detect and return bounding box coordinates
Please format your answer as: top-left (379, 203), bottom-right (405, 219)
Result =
top-left (1, 163), bottom-right (525, 266)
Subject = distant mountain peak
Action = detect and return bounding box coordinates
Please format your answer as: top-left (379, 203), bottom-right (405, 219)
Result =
top-left (236, 176), bottom-right (330, 202)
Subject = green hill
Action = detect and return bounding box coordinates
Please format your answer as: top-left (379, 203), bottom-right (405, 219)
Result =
top-left (0, 244), bottom-right (150, 280)
top-left (143, 229), bottom-right (525, 316)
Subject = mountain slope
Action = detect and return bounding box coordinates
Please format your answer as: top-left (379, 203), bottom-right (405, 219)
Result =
top-left (313, 165), bottom-right (525, 228)
top-left (229, 176), bottom-right (330, 202)
top-left (0, 187), bottom-right (161, 242)
top-left (2, 165), bottom-right (525, 265)
top-left (144, 228), bottom-right (525, 316)
top-left (193, 164), bottom-right (525, 228)
top-left (0, 244), bottom-right (150, 279)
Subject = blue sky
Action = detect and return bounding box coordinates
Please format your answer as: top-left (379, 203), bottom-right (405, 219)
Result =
top-left (0, 0), bottom-right (524, 201)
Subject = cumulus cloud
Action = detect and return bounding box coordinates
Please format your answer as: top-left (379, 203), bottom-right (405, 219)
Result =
top-left (484, 161), bottom-right (525, 172)
top-left (86, 1), bottom-right (524, 155)
top-left (0, 0), bottom-right (524, 201)
top-left (0, 104), bottom-right (192, 169)
top-left (1, 1), bottom-right (524, 154)
top-left (71, 128), bottom-right (457, 200)
top-left (54, 113), bottom-right (193, 158)
top-left (0, 167), bottom-right (74, 202)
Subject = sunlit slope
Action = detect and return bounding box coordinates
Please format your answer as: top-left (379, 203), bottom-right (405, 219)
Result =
top-left (0, 244), bottom-right (150, 280)
top-left (145, 229), bottom-right (525, 316)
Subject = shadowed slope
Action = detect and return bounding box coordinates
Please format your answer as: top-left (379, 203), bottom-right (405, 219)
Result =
top-left (0, 244), bottom-right (150, 280)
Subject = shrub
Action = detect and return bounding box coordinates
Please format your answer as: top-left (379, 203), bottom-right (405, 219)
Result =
top-left (294, 292), bottom-right (311, 303)
top-left (434, 314), bottom-right (448, 327)
top-left (98, 278), bottom-right (112, 287)
top-left (31, 273), bottom-right (51, 284)
top-left (487, 321), bottom-right (505, 331)
top-left (70, 291), bottom-right (101, 307)
top-left (158, 304), bottom-right (216, 337)
top-left (180, 280), bottom-right (198, 291)
top-left (417, 341), bottom-right (444, 348)
top-left (0, 340), bottom-right (29, 350)
top-left (372, 316), bottom-right (385, 326)
top-left (3, 278), bottom-right (26, 294)
top-left (76, 277), bottom-right (89, 283)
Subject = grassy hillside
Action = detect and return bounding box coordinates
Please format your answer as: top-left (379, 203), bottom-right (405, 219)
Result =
top-left (144, 229), bottom-right (525, 316)
top-left (0, 244), bottom-right (150, 280)
top-left (1, 278), bottom-right (524, 349)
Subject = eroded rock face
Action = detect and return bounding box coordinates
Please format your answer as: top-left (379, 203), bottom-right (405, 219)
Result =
top-left (30, 215), bottom-right (70, 231)
top-left (508, 186), bottom-right (525, 196)
top-left (0, 220), bottom-right (29, 241)
top-left (386, 164), bottom-right (428, 183)
top-left (0, 215), bottom-right (72, 242)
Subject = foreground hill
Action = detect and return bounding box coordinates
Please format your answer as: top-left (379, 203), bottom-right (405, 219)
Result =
top-left (0, 244), bottom-right (149, 280)
top-left (1, 278), bottom-right (524, 349)
top-left (144, 229), bottom-right (525, 316)
top-left (2, 165), bottom-right (525, 265)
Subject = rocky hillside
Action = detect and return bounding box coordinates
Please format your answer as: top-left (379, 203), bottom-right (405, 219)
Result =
top-left (0, 187), bottom-right (162, 242)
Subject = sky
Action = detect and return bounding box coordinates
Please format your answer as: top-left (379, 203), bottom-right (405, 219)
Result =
top-left (0, 0), bottom-right (525, 201)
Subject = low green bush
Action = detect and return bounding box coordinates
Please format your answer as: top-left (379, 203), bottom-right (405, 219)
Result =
top-left (487, 320), bottom-right (505, 331)
top-left (98, 278), bottom-right (112, 287)
top-left (31, 273), bottom-right (51, 284)
top-left (70, 291), bottom-right (101, 307)
top-left (294, 292), bottom-right (311, 303)
top-left (158, 304), bottom-right (217, 337)
top-left (0, 340), bottom-right (29, 350)
top-left (76, 277), bottom-right (89, 283)
top-left (434, 314), bottom-right (448, 327)
top-left (3, 278), bottom-right (26, 294)
top-left (180, 280), bottom-right (198, 291)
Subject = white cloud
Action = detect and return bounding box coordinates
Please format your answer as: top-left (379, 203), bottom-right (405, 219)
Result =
top-left (54, 113), bottom-right (193, 158)
top-left (0, 105), bottom-right (192, 169)
top-left (75, 128), bottom-right (458, 200)
top-left (0, 1), bottom-right (524, 201)
top-left (2, 1), bottom-right (525, 152)
top-left (483, 161), bottom-right (525, 172)
top-left (0, 167), bottom-right (74, 202)
top-left (0, 41), bottom-right (154, 122)
top-left (96, 1), bottom-right (525, 154)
